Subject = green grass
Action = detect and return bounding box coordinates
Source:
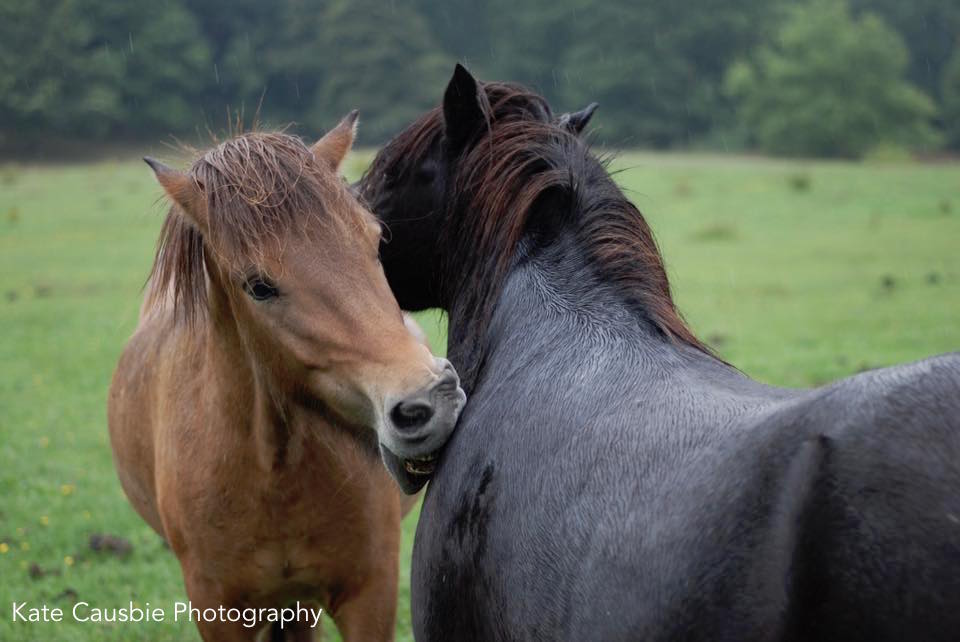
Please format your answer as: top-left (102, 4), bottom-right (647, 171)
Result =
top-left (1, 151), bottom-right (958, 640)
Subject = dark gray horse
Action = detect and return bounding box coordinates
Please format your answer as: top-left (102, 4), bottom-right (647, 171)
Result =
top-left (360, 64), bottom-right (960, 641)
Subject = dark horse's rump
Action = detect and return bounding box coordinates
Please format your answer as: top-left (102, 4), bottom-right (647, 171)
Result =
top-left (361, 65), bottom-right (960, 641)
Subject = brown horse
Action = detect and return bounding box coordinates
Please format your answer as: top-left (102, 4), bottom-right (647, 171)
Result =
top-left (108, 114), bottom-right (465, 641)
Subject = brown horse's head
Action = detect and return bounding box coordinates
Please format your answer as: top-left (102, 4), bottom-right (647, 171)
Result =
top-left (145, 114), bottom-right (464, 493)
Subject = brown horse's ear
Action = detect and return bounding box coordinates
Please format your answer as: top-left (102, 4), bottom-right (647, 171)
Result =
top-left (443, 63), bottom-right (486, 150)
top-left (311, 110), bottom-right (358, 173)
top-left (144, 157), bottom-right (208, 231)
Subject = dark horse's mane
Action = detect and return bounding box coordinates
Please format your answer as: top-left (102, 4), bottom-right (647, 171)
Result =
top-left (367, 82), bottom-right (712, 360)
top-left (147, 131), bottom-right (356, 322)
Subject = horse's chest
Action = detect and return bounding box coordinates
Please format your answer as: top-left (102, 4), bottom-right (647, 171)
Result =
top-left (247, 537), bottom-right (334, 589)
top-left (200, 505), bottom-right (361, 607)
top-left (186, 471), bottom-right (384, 597)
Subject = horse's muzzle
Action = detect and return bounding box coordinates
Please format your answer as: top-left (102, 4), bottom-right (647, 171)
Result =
top-left (379, 359), bottom-right (465, 494)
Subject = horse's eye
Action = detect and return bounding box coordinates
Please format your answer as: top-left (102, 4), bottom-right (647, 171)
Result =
top-left (243, 276), bottom-right (279, 301)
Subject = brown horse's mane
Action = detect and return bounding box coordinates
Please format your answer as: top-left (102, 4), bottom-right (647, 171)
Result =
top-left (147, 131), bottom-right (356, 321)
top-left (370, 82), bottom-right (711, 358)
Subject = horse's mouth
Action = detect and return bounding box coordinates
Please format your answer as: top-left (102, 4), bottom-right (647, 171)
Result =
top-left (379, 444), bottom-right (440, 494)
top-left (403, 453), bottom-right (437, 476)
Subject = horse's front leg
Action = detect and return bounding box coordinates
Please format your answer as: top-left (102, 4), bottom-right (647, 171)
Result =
top-left (181, 572), bottom-right (261, 642)
top-left (263, 620), bottom-right (320, 642)
top-left (329, 567), bottom-right (399, 642)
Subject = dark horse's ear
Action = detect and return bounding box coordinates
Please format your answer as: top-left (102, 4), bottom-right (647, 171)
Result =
top-left (443, 63), bottom-right (486, 150)
top-left (558, 102), bottom-right (599, 135)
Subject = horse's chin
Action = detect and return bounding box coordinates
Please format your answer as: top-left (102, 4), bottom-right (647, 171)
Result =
top-left (379, 443), bottom-right (435, 494)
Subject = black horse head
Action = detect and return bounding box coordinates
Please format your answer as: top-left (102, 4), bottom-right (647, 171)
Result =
top-left (359, 64), bottom-right (597, 311)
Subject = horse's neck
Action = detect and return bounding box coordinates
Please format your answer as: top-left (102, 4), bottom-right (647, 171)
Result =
top-left (447, 226), bottom-right (752, 395)
top-left (449, 254), bottom-right (663, 364)
top-left (203, 319), bottom-right (343, 473)
top-left (449, 261), bottom-right (790, 434)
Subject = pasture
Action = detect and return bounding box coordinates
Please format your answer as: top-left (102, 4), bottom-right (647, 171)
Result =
top-left (0, 151), bottom-right (957, 641)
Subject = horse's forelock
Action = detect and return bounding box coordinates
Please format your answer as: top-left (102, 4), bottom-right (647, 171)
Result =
top-left (146, 131), bottom-right (359, 322)
top-left (364, 82), bottom-right (553, 191)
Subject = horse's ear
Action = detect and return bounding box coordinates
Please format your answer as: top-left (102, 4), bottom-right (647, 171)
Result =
top-left (558, 102), bottom-right (599, 135)
top-left (144, 157), bottom-right (208, 231)
top-left (443, 63), bottom-right (486, 150)
top-left (312, 110), bottom-right (358, 173)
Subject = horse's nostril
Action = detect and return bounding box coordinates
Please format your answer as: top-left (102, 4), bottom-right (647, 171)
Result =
top-left (390, 400), bottom-right (435, 430)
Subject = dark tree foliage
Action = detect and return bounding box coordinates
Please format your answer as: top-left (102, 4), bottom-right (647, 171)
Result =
top-left (849, 0), bottom-right (960, 105)
top-left (944, 51), bottom-right (960, 149)
top-left (307, 0), bottom-right (449, 141)
top-left (726, 0), bottom-right (939, 158)
top-left (0, 0), bottom-right (209, 139)
top-left (0, 0), bottom-right (955, 152)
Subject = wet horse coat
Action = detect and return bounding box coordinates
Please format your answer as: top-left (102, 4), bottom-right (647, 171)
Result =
top-left (361, 66), bottom-right (960, 641)
top-left (109, 119), bottom-right (464, 641)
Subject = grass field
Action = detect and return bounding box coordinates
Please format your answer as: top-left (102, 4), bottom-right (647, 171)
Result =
top-left (1, 150), bottom-right (958, 640)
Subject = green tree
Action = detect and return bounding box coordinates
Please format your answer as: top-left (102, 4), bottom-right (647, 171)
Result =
top-left (551, 0), bottom-right (721, 147)
top-left (0, 0), bottom-right (209, 140)
top-left (1, 0), bottom-right (954, 152)
top-left (851, 0), bottom-right (960, 109)
top-left (182, 0), bottom-right (279, 125)
top-left (726, 0), bottom-right (939, 158)
top-left (309, 0), bottom-right (449, 143)
top-left (471, 0), bottom-right (784, 148)
top-left (943, 50), bottom-right (960, 149)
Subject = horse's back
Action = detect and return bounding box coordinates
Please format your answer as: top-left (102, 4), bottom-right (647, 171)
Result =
top-left (783, 352), bottom-right (960, 641)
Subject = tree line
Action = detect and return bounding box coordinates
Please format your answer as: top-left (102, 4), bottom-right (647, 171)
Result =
top-left (1, 0), bottom-right (957, 157)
